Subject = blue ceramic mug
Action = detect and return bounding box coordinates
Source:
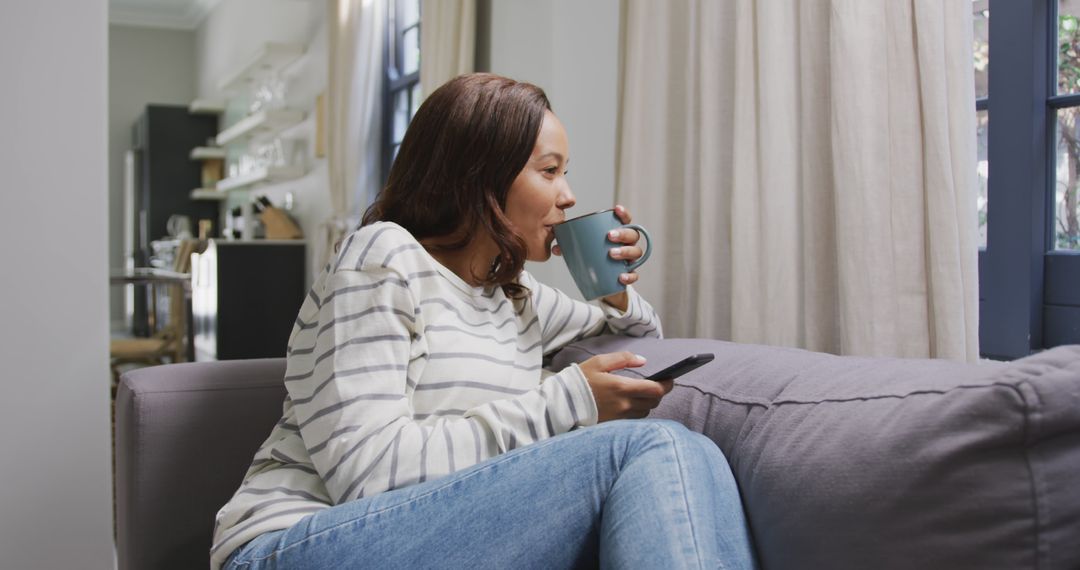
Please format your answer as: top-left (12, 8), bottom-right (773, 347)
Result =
top-left (552, 209), bottom-right (652, 300)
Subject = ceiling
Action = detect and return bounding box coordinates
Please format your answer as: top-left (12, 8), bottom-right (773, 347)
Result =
top-left (109, 0), bottom-right (221, 30)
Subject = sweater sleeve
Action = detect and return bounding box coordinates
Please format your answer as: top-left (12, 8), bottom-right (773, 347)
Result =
top-left (520, 271), bottom-right (663, 356)
top-left (286, 265), bottom-right (597, 505)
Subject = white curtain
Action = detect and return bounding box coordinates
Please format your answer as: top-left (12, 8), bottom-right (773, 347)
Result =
top-left (321, 0), bottom-right (385, 274)
top-left (419, 0), bottom-right (475, 97)
top-left (617, 0), bottom-right (980, 361)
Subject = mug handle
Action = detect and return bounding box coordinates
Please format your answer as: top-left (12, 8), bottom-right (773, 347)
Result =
top-left (622, 224), bottom-right (652, 271)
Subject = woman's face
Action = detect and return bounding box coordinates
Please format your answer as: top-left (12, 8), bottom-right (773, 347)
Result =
top-left (505, 110), bottom-right (576, 262)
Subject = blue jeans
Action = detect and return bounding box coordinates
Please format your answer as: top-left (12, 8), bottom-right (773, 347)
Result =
top-left (224, 419), bottom-right (756, 569)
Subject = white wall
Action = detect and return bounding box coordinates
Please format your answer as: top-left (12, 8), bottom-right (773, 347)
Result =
top-left (195, 0), bottom-right (315, 100)
top-left (108, 25), bottom-right (197, 327)
top-left (196, 0), bottom-right (330, 281)
top-left (484, 0), bottom-right (622, 299)
top-left (0, 1), bottom-right (114, 568)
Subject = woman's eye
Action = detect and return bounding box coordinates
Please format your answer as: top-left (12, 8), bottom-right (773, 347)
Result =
top-left (543, 167), bottom-right (558, 175)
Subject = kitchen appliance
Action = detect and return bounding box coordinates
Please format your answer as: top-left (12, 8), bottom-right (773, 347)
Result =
top-left (123, 105), bottom-right (219, 336)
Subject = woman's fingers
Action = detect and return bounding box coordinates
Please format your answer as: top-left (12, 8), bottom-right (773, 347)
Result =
top-left (616, 376), bottom-right (667, 399)
top-left (609, 245), bottom-right (643, 260)
top-left (608, 229), bottom-right (642, 284)
top-left (582, 352), bottom-right (647, 374)
top-left (627, 380), bottom-right (674, 414)
top-left (607, 228), bottom-right (640, 245)
top-left (614, 204), bottom-right (632, 224)
top-left (629, 397), bottom-right (661, 412)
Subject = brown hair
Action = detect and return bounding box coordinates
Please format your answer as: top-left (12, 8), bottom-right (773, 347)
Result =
top-left (361, 73), bottom-right (551, 298)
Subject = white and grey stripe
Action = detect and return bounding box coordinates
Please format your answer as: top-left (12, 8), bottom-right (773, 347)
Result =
top-left (426, 351), bottom-right (542, 371)
top-left (413, 380), bottom-right (531, 396)
top-left (414, 408), bottom-right (468, 420)
top-left (353, 225), bottom-right (396, 270)
top-left (381, 242), bottom-right (424, 267)
top-left (285, 362), bottom-right (407, 385)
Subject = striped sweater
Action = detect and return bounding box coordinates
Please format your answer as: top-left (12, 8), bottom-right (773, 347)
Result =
top-left (210, 222), bottom-right (663, 569)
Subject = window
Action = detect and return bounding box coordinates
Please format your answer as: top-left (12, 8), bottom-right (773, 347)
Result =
top-left (382, 0), bottom-right (421, 185)
top-left (979, 0), bottom-right (1080, 359)
top-left (974, 1), bottom-right (989, 248)
top-left (1054, 4), bottom-right (1080, 251)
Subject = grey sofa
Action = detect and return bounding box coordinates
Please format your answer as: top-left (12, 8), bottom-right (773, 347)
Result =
top-left (115, 336), bottom-right (1080, 570)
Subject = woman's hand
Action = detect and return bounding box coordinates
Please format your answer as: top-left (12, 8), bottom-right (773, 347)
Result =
top-left (579, 352), bottom-right (673, 422)
top-left (601, 205), bottom-right (643, 311)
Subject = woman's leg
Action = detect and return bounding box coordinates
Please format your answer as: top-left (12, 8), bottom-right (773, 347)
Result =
top-left (225, 419), bottom-right (755, 570)
top-left (597, 421), bottom-right (755, 569)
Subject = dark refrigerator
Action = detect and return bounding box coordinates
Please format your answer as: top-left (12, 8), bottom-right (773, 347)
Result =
top-left (126, 105), bottom-right (219, 336)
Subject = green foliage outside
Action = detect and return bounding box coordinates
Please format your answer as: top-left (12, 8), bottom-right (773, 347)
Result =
top-left (1058, 14), bottom-right (1080, 249)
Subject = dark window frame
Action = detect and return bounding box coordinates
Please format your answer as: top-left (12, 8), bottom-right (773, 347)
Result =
top-left (381, 0), bottom-right (421, 186)
top-left (981, 0), bottom-right (1080, 360)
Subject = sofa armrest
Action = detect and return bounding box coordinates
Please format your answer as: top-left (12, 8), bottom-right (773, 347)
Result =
top-left (114, 358), bottom-right (287, 570)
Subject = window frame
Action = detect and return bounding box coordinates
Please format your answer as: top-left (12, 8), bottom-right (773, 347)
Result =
top-left (981, 0), bottom-right (1080, 360)
top-left (381, 0), bottom-right (421, 186)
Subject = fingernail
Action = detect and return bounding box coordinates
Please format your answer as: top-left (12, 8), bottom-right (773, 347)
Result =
top-left (610, 247), bottom-right (621, 258)
top-left (635, 354), bottom-right (647, 363)
top-left (608, 230), bottom-right (619, 239)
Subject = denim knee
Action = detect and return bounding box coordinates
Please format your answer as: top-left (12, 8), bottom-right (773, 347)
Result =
top-left (635, 418), bottom-right (714, 446)
top-left (634, 420), bottom-right (732, 471)
top-left (596, 419), bottom-right (727, 466)
top-left (601, 418), bottom-right (689, 442)
top-left (634, 418), bottom-right (692, 438)
top-left (604, 419), bottom-right (702, 454)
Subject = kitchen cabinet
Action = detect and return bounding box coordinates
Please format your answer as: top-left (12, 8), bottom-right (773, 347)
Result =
top-left (191, 239), bottom-right (305, 360)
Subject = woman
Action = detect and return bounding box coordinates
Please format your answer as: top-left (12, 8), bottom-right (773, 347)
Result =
top-left (212, 73), bottom-right (756, 569)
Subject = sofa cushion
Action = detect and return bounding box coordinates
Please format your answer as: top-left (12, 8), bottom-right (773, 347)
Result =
top-left (551, 337), bottom-right (1080, 570)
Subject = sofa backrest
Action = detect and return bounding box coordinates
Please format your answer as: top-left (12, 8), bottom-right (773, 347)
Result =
top-left (115, 358), bottom-right (287, 570)
top-left (552, 337), bottom-right (1080, 570)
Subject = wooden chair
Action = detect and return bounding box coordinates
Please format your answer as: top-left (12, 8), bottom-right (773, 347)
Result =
top-left (109, 240), bottom-right (197, 388)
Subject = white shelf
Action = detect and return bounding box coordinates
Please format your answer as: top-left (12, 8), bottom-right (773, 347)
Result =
top-left (217, 42), bottom-right (305, 94)
top-left (190, 147), bottom-right (226, 160)
top-left (190, 188), bottom-right (228, 201)
top-left (216, 165), bottom-right (304, 192)
top-left (215, 108), bottom-right (305, 146)
top-left (189, 98), bottom-right (225, 115)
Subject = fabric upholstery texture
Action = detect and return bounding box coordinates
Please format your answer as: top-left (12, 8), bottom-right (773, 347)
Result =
top-left (115, 358), bottom-right (286, 570)
top-left (550, 337), bottom-right (1080, 570)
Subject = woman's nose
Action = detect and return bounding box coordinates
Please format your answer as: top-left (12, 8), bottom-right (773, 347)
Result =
top-left (558, 183), bottom-right (576, 210)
